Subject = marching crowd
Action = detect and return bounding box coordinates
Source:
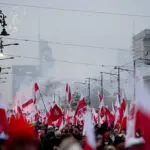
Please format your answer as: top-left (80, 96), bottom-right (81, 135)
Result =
top-left (0, 115), bottom-right (142, 150)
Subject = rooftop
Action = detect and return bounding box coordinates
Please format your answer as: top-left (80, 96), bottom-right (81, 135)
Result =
top-left (133, 29), bottom-right (150, 41)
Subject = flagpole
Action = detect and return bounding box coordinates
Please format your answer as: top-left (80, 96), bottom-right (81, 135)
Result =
top-left (38, 88), bottom-right (47, 112)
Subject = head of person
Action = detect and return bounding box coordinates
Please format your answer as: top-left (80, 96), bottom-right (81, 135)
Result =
top-left (6, 116), bottom-right (39, 150)
top-left (104, 145), bottom-right (117, 150)
top-left (96, 134), bottom-right (103, 147)
top-left (47, 126), bottom-right (55, 133)
top-left (59, 137), bottom-right (82, 150)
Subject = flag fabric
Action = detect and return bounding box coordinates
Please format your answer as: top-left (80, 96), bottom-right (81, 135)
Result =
top-left (74, 98), bottom-right (86, 116)
top-left (65, 84), bottom-right (72, 104)
top-left (98, 93), bottom-right (103, 103)
top-left (120, 97), bottom-right (126, 113)
top-left (121, 104), bottom-right (128, 130)
top-left (66, 83), bottom-right (69, 92)
top-left (50, 104), bottom-right (63, 121)
top-left (111, 101), bottom-right (115, 115)
top-left (83, 110), bottom-right (96, 150)
top-left (0, 97), bottom-right (8, 140)
top-left (135, 74), bottom-right (150, 144)
top-left (17, 106), bottom-right (22, 115)
top-left (114, 95), bottom-right (123, 129)
top-left (55, 116), bottom-right (63, 128)
top-left (33, 83), bottom-right (39, 104)
top-left (22, 99), bottom-right (34, 109)
top-left (125, 74), bottom-right (145, 148)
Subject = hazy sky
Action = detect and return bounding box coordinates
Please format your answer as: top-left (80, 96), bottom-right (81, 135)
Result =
top-left (1, 0), bottom-right (150, 103)
top-left (1, 0), bottom-right (150, 80)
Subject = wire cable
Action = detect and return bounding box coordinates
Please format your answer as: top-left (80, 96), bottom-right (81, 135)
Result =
top-left (5, 53), bottom-right (116, 68)
top-left (0, 2), bottom-right (150, 18)
top-left (5, 37), bottom-right (141, 53)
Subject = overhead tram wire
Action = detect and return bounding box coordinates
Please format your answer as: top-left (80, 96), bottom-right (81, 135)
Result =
top-left (0, 2), bottom-right (150, 18)
top-left (5, 53), bottom-right (115, 68)
top-left (4, 37), bottom-right (143, 53)
top-left (4, 37), bottom-right (144, 69)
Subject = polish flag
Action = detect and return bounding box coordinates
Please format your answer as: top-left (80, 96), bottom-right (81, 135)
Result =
top-left (74, 97), bottom-right (86, 116)
top-left (98, 94), bottom-right (105, 118)
top-left (55, 116), bottom-right (63, 128)
top-left (135, 74), bottom-right (150, 144)
top-left (22, 99), bottom-right (34, 109)
top-left (120, 96), bottom-right (126, 113)
top-left (114, 95), bottom-right (120, 125)
top-left (33, 83), bottom-right (39, 104)
top-left (66, 84), bottom-right (72, 104)
top-left (83, 111), bottom-right (96, 150)
top-left (111, 101), bottom-right (115, 115)
top-left (125, 73), bottom-right (146, 148)
top-left (121, 104), bottom-right (128, 130)
top-left (98, 93), bottom-right (104, 107)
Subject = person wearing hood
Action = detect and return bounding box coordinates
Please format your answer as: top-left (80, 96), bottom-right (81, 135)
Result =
top-left (5, 115), bottom-right (40, 150)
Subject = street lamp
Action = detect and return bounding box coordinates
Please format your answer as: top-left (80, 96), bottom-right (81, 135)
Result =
top-left (0, 10), bottom-right (9, 36)
top-left (0, 38), bottom-right (19, 57)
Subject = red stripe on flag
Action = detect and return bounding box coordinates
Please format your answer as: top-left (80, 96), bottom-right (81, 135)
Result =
top-left (22, 99), bottom-right (33, 108)
top-left (34, 83), bottom-right (39, 92)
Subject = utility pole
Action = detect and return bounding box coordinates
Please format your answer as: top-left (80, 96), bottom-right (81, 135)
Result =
top-left (100, 71), bottom-right (119, 101)
top-left (133, 60), bottom-right (136, 101)
top-left (86, 77), bottom-right (101, 106)
top-left (117, 67), bottom-right (121, 102)
top-left (54, 93), bottom-right (55, 103)
top-left (100, 72), bottom-right (103, 97)
top-left (88, 78), bottom-right (91, 106)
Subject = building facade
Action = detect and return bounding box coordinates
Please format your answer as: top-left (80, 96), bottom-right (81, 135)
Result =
top-left (133, 29), bottom-right (150, 93)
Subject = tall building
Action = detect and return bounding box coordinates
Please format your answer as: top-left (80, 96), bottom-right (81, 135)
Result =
top-left (11, 39), bottom-right (54, 104)
top-left (133, 29), bottom-right (150, 65)
top-left (133, 29), bottom-right (150, 93)
top-left (39, 39), bottom-right (54, 76)
top-left (12, 65), bottom-right (39, 98)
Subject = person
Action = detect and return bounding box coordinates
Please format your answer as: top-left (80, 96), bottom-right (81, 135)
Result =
top-left (103, 145), bottom-right (116, 150)
top-left (41, 126), bottom-right (56, 150)
top-left (96, 134), bottom-right (104, 150)
top-left (59, 137), bottom-right (82, 150)
top-left (5, 116), bottom-right (40, 150)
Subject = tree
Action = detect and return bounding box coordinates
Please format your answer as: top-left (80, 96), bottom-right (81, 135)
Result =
top-left (71, 91), bottom-right (81, 110)
top-left (40, 79), bottom-right (62, 97)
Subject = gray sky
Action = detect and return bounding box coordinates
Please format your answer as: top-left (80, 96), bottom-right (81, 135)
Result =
top-left (1, 0), bottom-right (150, 82)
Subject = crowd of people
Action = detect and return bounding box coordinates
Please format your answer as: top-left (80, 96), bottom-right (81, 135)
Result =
top-left (0, 115), bottom-right (142, 150)
top-left (39, 123), bottom-right (126, 150)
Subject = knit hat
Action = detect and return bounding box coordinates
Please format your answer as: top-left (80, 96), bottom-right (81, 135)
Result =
top-left (7, 115), bottom-right (39, 149)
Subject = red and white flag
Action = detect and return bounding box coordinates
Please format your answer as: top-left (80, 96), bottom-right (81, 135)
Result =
top-left (83, 110), bottom-right (96, 150)
top-left (134, 74), bottom-right (150, 145)
top-left (74, 97), bottom-right (86, 116)
top-left (33, 83), bottom-right (39, 104)
top-left (22, 99), bottom-right (33, 109)
top-left (49, 104), bottom-right (63, 121)
top-left (98, 93), bottom-right (104, 107)
top-left (125, 73), bottom-right (145, 148)
top-left (66, 84), bottom-right (72, 104)
top-left (121, 104), bottom-right (128, 130)
top-left (114, 95), bottom-right (122, 129)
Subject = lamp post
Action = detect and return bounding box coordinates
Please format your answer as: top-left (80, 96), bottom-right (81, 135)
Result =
top-left (0, 38), bottom-right (19, 57)
top-left (0, 10), bottom-right (9, 36)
